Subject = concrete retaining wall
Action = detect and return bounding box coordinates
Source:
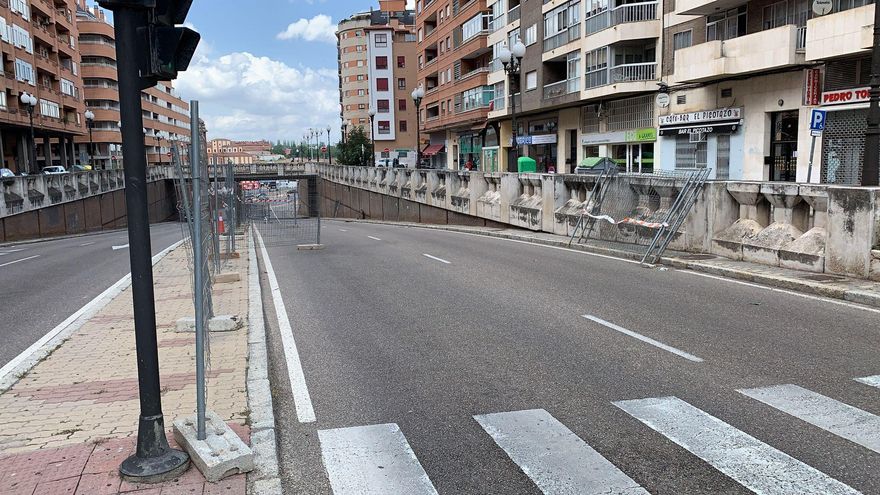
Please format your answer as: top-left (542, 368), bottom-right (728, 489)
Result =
top-left (317, 164), bottom-right (880, 281)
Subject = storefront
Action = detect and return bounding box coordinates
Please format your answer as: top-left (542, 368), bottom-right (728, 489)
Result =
top-left (481, 126), bottom-right (500, 172)
top-left (514, 134), bottom-right (558, 173)
top-left (457, 132), bottom-right (483, 170)
top-left (581, 128), bottom-right (656, 174)
top-left (657, 107), bottom-right (743, 179)
top-left (819, 86), bottom-right (871, 185)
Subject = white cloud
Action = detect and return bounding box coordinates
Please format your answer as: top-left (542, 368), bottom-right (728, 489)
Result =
top-left (276, 14), bottom-right (337, 44)
top-left (175, 51), bottom-right (339, 142)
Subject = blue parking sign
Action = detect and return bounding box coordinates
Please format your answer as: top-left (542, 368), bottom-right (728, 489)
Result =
top-left (810, 109), bottom-right (827, 132)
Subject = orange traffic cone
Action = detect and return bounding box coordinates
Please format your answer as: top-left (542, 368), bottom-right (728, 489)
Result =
top-left (218, 215), bottom-right (225, 234)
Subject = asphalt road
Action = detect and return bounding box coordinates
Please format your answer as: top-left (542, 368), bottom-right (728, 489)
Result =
top-left (0, 222), bottom-right (184, 368)
top-left (257, 220), bottom-right (880, 495)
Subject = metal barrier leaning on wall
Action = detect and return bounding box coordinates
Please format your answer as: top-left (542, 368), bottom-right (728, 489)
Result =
top-left (244, 175), bottom-right (323, 249)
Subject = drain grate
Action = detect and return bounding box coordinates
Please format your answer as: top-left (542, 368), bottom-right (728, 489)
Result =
top-left (801, 274), bottom-right (848, 283)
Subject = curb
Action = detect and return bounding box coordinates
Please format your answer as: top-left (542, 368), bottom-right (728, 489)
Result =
top-left (0, 226), bottom-right (135, 248)
top-left (0, 238), bottom-right (186, 394)
top-left (245, 229), bottom-right (282, 495)
top-left (332, 218), bottom-right (880, 310)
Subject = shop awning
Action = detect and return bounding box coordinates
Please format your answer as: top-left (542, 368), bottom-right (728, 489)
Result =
top-left (422, 144), bottom-right (445, 156)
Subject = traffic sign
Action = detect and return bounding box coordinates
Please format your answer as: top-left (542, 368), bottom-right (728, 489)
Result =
top-left (810, 109), bottom-right (827, 133)
top-left (321, 146), bottom-right (327, 152)
top-left (384, 147), bottom-right (390, 153)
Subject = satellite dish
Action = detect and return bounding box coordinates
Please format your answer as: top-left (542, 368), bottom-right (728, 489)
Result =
top-left (812, 0), bottom-right (832, 15)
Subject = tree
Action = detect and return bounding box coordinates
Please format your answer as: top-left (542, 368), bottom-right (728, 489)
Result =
top-left (336, 126), bottom-right (372, 166)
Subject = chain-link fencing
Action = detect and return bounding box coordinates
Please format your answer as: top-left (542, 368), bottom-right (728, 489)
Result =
top-left (244, 175), bottom-right (321, 247)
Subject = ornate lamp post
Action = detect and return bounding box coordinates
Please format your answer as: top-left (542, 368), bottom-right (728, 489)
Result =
top-left (368, 108), bottom-right (377, 167)
top-left (411, 85), bottom-right (425, 168)
top-left (84, 110), bottom-right (95, 169)
top-left (155, 131), bottom-right (164, 166)
top-left (20, 92), bottom-right (37, 173)
top-left (497, 40), bottom-right (526, 172)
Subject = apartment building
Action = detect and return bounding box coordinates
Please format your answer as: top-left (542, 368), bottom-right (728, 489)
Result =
top-left (416, 0), bottom-right (493, 169)
top-left (75, 2), bottom-right (190, 170)
top-left (0, 0), bottom-right (87, 173)
top-left (338, 1), bottom-right (418, 166)
top-left (206, 138), bottom-right (271, 165)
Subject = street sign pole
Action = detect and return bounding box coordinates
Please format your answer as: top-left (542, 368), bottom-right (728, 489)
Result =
top-left (807, 134), bottom-right (818, 183)
top-left (113, 7), bottom-right (190, 482)
top-left (808, 109), bottom-right (826, 183)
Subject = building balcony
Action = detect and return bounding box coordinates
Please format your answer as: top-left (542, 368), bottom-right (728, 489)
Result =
top-left (805, 3), bottom-right (873, 62)
top-left (543, 23), bottom-right (581, 53)
top-left (672, 24), bottom-right (804, 84)
top-left (459, 66), bottom-right (491, 82)
top-left (585, 1), bottom-right (659, 35)
top-left (543, 77), bottom-right (580, 100)
top-left (584, 62), bottom-right (657, 99)
top-left (675, 0), bottom-right (744, 16)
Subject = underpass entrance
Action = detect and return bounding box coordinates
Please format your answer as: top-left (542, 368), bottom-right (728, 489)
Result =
top-left (242, 174), bottom-right (321, 247)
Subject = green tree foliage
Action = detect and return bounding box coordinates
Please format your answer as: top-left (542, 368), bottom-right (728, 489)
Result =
top-left (335, 126), bottom-right (373, 166)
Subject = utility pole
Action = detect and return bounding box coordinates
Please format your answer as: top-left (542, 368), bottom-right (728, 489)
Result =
top-left (863, 2), bottom-right (880, 186)
top-left (97, 0), bottom-right (200, 483)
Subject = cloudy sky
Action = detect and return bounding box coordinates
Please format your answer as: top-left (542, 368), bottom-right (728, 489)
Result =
top-left (166, 0), bottom-right (414, 144)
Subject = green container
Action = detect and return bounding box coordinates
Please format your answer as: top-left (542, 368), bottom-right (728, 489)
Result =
top-left (517, 156), bottom-right (537, 173)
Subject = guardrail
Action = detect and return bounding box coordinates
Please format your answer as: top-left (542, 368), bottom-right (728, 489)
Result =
top-left (585, 1), bottom-right (657, 35)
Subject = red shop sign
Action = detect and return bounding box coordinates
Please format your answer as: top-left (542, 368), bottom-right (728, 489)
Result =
top-left (821, 87), bottom-right (871, 106)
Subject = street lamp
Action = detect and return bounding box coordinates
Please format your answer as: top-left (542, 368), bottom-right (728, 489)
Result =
top-left (498, 40), bottom-right (526, 172)
top-left (327, 126), bottom-right (332, 165)
top-left (341, 119), bottom-right (348, 145)
top-left (155, 131), bottom-right (164, 166)
top-left (20, 92), bottom-right (37, 174)
top-left (368, 108), bottom-right (377, 167)
top-left (411, 85), bottom-right (425, 168)
top-left (84, 110), bottom-right (95, 169)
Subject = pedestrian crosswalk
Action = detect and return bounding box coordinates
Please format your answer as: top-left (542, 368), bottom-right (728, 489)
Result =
top-left (316, 376), bottom-right (880, 494)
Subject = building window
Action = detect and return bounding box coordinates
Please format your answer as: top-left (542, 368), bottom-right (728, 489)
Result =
top-left (507, 28), bottom-right (521, 48)
top-left (707, 6), bottom-right (747, 42)
top-left (10, 0), bottom-right (29, 21)
top-left (378, 121), bottom-right (391, 134)
top-left (61, 78), bottom-right (77, 97)
top-left (40, 99), bottom-right (60, 118)
top-left (398, 78), bottom-right (407, 89)
top-left (400, 120), bottom-right (408, 132)
top-left (377, 99), bottom-right (390, 113)
top-left (525, 71), bottom-right (537, 91)
top-left (672, 30), bottom-right (692, 64)
top-left (357, 45), bottom-right (364, 52)
top-left (375, 33), bottom-right (388, 47)
top-left (358, 89), bottom-right (366, 96)
top-left (376, 56), bottom-right (388, 69)
top-left (399, 99), bottom-right (407, 110)
top-left (525, 24), bottom-right (537, 46)
top-left (445, 36), bottom-right (450, 51)
top-left (376, 78), bottom-right (389, 91)
top-left (15, 58), bottom-right (34, 85)
top-left (397, 56), bottom-right (406, 68)
top-left (357, 74), bottom-right (365, 81)
top-left (12, 24), bottom-right (32, 53)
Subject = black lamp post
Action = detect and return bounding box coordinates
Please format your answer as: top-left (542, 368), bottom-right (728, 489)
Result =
top-left (498, 40), bottom-right (526, 172)
top-left (85, 109), bottom-right (95, 169)
top-left (155, 131), bottom-right (163, 166)
top-left (327, 126), bottom-right (332, 164)
top-left (20, 92), bottom-right (37, 174)
top-left (411, 85), bottom-right (424, 168)
top-left (862, 2), bottom-right (880, 186)
top-left (368, 108), bottom-right (376, 167)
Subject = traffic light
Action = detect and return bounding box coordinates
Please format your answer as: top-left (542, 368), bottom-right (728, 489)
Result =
top-left (97, 0), bottom-right (200, 84)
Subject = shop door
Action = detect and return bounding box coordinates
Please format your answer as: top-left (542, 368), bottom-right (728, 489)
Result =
top-left (482, 147), bottom-right (499, 172)
top-left (770, 111), bottom-right (799, 182)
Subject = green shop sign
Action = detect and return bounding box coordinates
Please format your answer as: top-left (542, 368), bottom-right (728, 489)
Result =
top-left (624, 128), bottom-right (657, 142)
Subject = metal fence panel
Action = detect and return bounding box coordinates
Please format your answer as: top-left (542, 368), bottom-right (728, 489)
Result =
top-left (244, 175), bottom-right (321, 247)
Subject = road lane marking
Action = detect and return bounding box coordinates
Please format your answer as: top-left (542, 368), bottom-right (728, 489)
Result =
top-left (112, 244), bottom-right (130, 250)
top-left (582, 315), bottom-right (704, 363)
top-left (318, 423), bottom-right (438, 495)
top-left (739, 384), bottom-right (880, 454)
top-left (474, 409), bottom-right (648, 495)
top-left (0, 239), bottom-right (184, 391)
top-left (79, 242), bottom-right (96, 247)
top-left (855, 375), bottom-right (880, 389)
top-left (0, 255), bottom-right (40, 268)
top-left (422, 253), bottom-right (451, 264)
top-left (367, 235), bottom-right (382, 241)
top-left (338, 229), bottom-right (348, 232)
top-left (0, 249), bottom-right (25, 255)
top-left (254, 227), bottom-right (316, 423)
top-left (615, 396), bottom-right (860, 495)
top-left (677, 270), bottom-right (880, 314)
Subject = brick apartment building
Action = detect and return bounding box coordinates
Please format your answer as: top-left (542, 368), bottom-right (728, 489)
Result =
top-left (206, 138), bottom-right (272, 165)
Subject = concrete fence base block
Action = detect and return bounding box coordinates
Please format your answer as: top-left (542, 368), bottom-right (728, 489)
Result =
top-left (296, 244), bottom-right (326, 250)
top-left (214, 272), bottom-right (241, 284)
top-left (172, 410), bottom-right (254, 483)
top-left (175, 315), bottom-right (243, 333)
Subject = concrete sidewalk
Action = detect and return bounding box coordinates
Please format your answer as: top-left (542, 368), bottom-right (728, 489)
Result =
top-left (0, 234), bottom-right (262, 494)
top-left (335, 219), bottom-right (880, 309)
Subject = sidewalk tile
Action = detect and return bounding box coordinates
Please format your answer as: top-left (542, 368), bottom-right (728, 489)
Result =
top-left (74, 472), bottom-right (120, 495)
top-left (33, 476), bottom-right (78, 494)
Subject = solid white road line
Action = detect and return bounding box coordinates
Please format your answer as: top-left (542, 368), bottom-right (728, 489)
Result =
top-left (318, 423), bottom-right (438, 495)
top-left (739, 384), bottom-right (880, 454)
top-left (615, 396), bottom-right (861, 495)
top-left (112, 244), bottom-right (130, 250)
top-left (79, 242), bottom-right (96, 247)
top-left (0, 255), bottom-right (40, 268)
top-left (367, 235), bottom-right (382, 241)
top-left (474, 409), bottom-right (648, 495)
top-left (0, 239), bottom-right (184, 391)
top-left (582, 315), bottom-right (704, 363)
top-left (422, 253), bottom-right (451, 264)
top-left (0, 248), bottom-right (25, 255)
top-left (677, 270), bottom-right (880, 315)
top-left (338, 229), bottom-right (348, 232)
top-left (855, 375), bottom-right (880, 389)
top-left (254, 227), bottom-right (316, 423)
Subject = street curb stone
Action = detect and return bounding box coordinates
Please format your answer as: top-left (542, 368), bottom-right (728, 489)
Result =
top-left (246, 229), bottom-right (282, 494)
top-left (337, 219), bottom-right (880, 310)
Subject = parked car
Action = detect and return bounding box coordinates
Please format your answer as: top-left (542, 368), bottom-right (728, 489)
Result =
top-left (575, 157), bottom-right (619, 175)
top-left (0, 168), bottom-right (15, 178)
top-left (375, 158), bottom-right (393, 168)
top-left (41, 166), bottom-right (67, 175)
top-left (72, 164), bottom-right (93, 172)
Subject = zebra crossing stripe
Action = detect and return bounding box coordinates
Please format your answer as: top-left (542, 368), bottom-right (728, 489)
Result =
top-left (854, 375), bottom-right (880, 389)
top-left (614, 396), bottom-right (861, 495)
top-left (318, 423), bottom-right (439, 495)
top-left (474, 409), bottom-right (648, 495)
top-left (738, 384), bottom-right (880, 454)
